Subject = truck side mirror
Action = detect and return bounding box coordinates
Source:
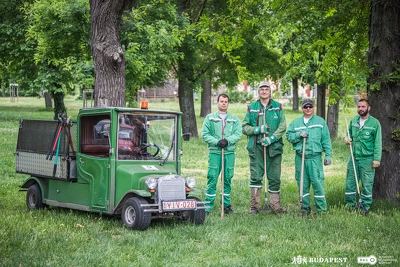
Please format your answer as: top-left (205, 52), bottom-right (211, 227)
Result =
top-left (182, 127), bottom-right (190, 141)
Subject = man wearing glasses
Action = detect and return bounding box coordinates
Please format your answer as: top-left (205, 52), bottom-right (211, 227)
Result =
top-left (242, 81), bottom-right (287, 214)
top-left (286, 99), bottom-right (332, 215)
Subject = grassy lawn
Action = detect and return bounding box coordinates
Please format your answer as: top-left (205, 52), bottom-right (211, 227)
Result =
top-left (0, 96), bottom-right (399, 266)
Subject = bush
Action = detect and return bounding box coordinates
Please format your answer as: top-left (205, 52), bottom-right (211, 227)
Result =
top-left (227, 90), bottom-right (254, 103)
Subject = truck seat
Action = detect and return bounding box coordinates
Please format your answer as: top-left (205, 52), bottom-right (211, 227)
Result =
top-left (81, 144), bottom-right (109, 157)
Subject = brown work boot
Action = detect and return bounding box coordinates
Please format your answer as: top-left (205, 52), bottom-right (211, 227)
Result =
top-left (249, 188), bottom-right (261, 214)
top-left (269, 193), bottom-right (287, 214)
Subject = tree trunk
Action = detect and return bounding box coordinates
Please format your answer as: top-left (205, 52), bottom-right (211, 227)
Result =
top-left (89, 0), bottom-right (134, 107)
top-left (292, 77), bottom-right (299, 111)
top-left (178, 64), bottom-right (198, 138)
top-left (367, 0), bottom-right (400, 201)
top-left (200, 78), bottom-right (212, 117)
top-left (176, 0), bottom-right (200, 138)
top-left (316, 83), bottom-right (326, 120)
top-left (44, 92), bottom-right (52, 108)
top-left (326, 103), bottom-right (339, 139)
top-left (52, 90), bottom-right (66, 120)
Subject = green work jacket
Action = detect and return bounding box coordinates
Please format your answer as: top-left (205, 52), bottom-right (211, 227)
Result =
top-left (242, 99), bottom-right (286, 156)
top-left (348, 115), bottom-right (382, 161)
top-left (286, 114), bottom-right (332, 160)
top-left (202, 111), bottom-right (242, 155)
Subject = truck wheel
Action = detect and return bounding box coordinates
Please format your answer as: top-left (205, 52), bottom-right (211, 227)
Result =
top-left (186, 197), bottom-right (206, 225)
top-left (26, 184), bottom-right (45, 210)
top-left (121, 197), bottom-right (151, 230)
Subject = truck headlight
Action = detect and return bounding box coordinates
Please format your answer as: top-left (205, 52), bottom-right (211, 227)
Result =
top-left (145, 178), bottom-right (157, 189)
top-left (185, 177), bottom-right (196, 188)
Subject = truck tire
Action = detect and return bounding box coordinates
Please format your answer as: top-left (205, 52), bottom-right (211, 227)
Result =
top-left (121, 197), bottom-right (151, 230)
top-left (26, 184), bottom-right (45, 210)
top-left (186, 197), bottom-right (206, 225)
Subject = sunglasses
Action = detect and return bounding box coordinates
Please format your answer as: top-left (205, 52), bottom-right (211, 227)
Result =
top-left (303, 105), bottom-right (313, 109)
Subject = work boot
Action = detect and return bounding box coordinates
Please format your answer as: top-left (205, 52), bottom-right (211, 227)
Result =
top-left (249, 188), bottom-right (261, 214)
top-left (299, 211), bottom-right (311, 217)
top-left (269, 193), bottom-right (287, 214)
top-left (356, 205), bottom-right (369, 216)
top-left (224, 205), bottom-right (236, 214)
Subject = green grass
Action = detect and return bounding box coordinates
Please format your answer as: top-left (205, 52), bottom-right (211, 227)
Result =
top-left (1, 97), bottom-right (399, 266)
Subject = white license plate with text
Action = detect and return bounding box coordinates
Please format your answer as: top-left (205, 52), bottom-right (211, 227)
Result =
top-left (162, 200), bottom-right (196, 211)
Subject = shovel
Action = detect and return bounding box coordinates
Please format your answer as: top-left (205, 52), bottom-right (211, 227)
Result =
top-left (345, 118), bottom-right (363, 210)
top-left (221, 120), bottom-right (226, 218)
top-left (300, 137), bottom-right (306, 209)
top-left (263, 110), bottom-right (269, 207)
top-left (221, 147), bottom-right (225, 218)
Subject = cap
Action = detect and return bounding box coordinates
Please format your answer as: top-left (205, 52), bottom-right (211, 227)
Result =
top-left (258, 81), bottom-right (271, 89)
top-left (302, 99), bottom-right (314, 107)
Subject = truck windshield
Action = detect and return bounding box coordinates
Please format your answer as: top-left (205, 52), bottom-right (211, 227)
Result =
top-left (117, 113), bottom-right (176, 161)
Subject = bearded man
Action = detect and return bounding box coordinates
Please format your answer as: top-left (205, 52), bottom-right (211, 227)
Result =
top-left (344, 99), bottom-right (382, 215)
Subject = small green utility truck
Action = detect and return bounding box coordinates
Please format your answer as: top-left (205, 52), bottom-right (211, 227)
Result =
top-left (16, 106), bottom-right (206, 230)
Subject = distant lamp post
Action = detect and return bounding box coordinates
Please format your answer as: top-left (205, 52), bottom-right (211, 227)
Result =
top-left (173, 90), bottom-right (177, 102)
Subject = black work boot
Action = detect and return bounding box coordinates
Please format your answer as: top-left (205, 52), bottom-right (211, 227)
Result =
top-left (224, 205), bottom-right (236, 214)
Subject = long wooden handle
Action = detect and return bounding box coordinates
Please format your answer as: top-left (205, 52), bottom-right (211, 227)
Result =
top-left (221, 120), bottom-right (225, 218)
top-left (221, 147), bottom-right (224, 218)
top-left (300, 137), bottom-right (306, 204)
top-left (263, 109), bottom-right (268, 202)
top-left (345, 118), bottom-right (360, 195)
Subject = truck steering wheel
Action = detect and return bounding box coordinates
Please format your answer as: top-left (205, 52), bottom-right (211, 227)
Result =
top-left (140, 143), bottom-right (160, 158)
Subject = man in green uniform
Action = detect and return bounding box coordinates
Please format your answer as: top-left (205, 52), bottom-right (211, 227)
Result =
top-left (202, 94), bottom-right (242, 214)
top-left (345, 99), bottom-right (382, 215)
top-left (242, 81), bottom-right (287, 214)
top-left (286, 99), bottom-right (332, 215)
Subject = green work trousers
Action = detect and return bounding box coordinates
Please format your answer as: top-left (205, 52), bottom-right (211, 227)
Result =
top-left (249, 145), bottom-right (282, 193)
top-left (345, 157), bottom-right (375, 211)
top-left (204, 152), bottom-right (235, 212)
top-left (295, 154), bottom-right (327, 213)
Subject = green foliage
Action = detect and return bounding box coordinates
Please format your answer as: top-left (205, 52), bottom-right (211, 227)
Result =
top-left (24, 0), bottom-right (90, 64)
top-left (122, 1), bottom-right (182, 105)
top-left (271, 0), bottom-right (370, 103)
top-left (369, 63), bottom-right (400, 91)
top-left (196, 1), bottom-right (285, 83)
top-left (22, 0), bottom-right (91, 96)
top-left (391, 128), bottom-right (400, 142)
top-left (226, 90), bottom-right (254, 104)
top-left (0, 0), bottom-right (37, 93)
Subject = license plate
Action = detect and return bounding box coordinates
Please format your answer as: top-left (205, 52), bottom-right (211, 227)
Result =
top-left (162, 200), bottom-right (197, 211)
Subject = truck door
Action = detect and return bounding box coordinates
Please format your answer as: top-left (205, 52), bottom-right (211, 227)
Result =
top-left (77, 115), bottom-right (111, 211)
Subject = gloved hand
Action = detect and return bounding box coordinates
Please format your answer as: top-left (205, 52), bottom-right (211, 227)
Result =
top-left (261, 135), bottom-right (276, 147)
top-left (217, 138), bottom-right (228, 148)
top-left (372, 160), bottom-right (380, 168)
top-left (324, 159), bottom-right (331, 166)
top-left (253, 125), bottom-right (268, 135)
top-left (299, 131), bottom-right (309, 138)
top-left (344, 136), bottom-right (352, 145)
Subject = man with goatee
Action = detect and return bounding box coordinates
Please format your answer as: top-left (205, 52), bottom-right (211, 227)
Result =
top-left (344, 99), bottom-right (382, 215)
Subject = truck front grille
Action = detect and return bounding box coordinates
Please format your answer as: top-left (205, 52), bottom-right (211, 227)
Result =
top-left (157, 175), bottom-right (186, 201)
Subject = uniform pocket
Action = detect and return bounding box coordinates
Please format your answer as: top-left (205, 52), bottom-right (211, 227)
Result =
top-left (246, 136), bottom-right (255, 152)
top-left (268, 142), bottom-right (283, 157)
top-left (207, 166), bottom-right (218, 179)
